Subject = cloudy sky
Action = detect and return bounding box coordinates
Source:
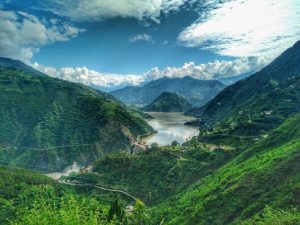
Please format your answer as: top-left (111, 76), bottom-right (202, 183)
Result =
top-left (1, 0), bottom-right (300, 90)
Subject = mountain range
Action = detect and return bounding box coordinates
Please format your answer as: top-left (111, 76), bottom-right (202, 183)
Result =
top-left (142, 92), bottom-right (193, 112)
top-left (111, 76), bottom-right (226, 107)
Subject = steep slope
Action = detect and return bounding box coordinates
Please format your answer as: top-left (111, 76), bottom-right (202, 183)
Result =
top-left (0, 66), bottom-right (153, 170)
top-left (0, 166), bottom-right (122, 225)
top-left (151, 114), bottom-right (300, 225)
top-left (142, 92), bottom-right (193, 112)
top-left (111, 76), bottom-right (225, 107)
top-left (188, 41), bottom-right (300, 135)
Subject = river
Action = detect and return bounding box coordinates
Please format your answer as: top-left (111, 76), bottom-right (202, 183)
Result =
top-left (143, 112), bottom-right (199, 146)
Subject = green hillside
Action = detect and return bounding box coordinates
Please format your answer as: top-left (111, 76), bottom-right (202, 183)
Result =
top-left (0, 166), bottom-right (137, 225)
top-left (150, 114), bottom-right (300, 224)
top-left (187, 41), bottom-right (300, 136)
top-left (0, 66), bottom-right (153, 170)
top-left (68, 143), bottom-right (236, 205)
top-left (142, 92), bottom-right (193, 112)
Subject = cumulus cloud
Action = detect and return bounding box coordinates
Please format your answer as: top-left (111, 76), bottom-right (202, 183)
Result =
top-left (33, 63), bottom-right (145, 89)
top-left (143, 56), bottom-right (269, 80)
top-left (178, 0), bottom-right (300, 59)
top-left (41, 0), bottom-right (189, 22)
top-left (129, 34), bottom-right (155, 43)
top-left (33, 56), bottom-right (269, 90)
top-left (0, 10), bottom-right (84, 62)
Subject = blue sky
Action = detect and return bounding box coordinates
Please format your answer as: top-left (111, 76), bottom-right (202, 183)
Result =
top-left (0, 0), bottom-right (300, 89)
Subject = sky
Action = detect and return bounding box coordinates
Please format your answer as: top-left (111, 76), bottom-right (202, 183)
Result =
top-left (0, 0), bottom-right (300, 90)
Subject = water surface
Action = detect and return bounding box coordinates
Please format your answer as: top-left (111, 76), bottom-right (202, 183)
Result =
top-left (143, 112), bottom-right (199, 146)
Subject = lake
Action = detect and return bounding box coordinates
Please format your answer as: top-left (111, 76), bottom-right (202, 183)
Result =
top-left (143, 112), bottom-right (199, 146)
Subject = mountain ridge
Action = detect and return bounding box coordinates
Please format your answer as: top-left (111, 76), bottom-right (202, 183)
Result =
top-left (187, 40), bottom-right (300, 136)
top-left (111, 76), bottom-right (226, 107)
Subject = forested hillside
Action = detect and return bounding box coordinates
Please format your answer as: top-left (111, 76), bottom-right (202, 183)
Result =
top-left (187, 41), bottom-right (300, 136)
top-left (150, 114), bottom-right (300, 224)
top-left (0, 64), bottom-right (153, 170)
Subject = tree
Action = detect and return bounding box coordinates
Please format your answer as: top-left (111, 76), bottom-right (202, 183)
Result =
top-left (108, 199), bottom-right (127, 224)
top-left (150, 142), bottom-right (159, 151)
top-left (171, 140), bottom-right (178, 148)
top-left (128, 200), bottom-right (150, 225)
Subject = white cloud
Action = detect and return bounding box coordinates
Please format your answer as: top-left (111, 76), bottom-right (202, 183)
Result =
top-left (0, 10), bottom-right (84, 62)
top-left (33, 63), bottom-right (145, 89)
top-left (43, 0), bottom-right (189, 22)
top-left (178, 0), bottom-right (300, 59)
top-left (143, 56), bottom-right (269, 80)
top-left (33, 56), bottom-right (269, 90)
top-left (129, 33), bottom-right (155, 43)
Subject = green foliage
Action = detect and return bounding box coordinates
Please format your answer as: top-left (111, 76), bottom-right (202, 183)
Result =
top-left (108, 199), bottom-right (127, 224)
top-left (142, 92), bottom-right (193, 112)
top-left (150, 142), bottom-right (159, 151)
top-left (11, 195), bottom-right (112, 225)
top-left (128, 200), bottom-right (150, 225)
top-left (150, 114), bottom-right (300, 224)
top-left (69, 145), bottom-right (234, 205)
top-left (0, 166), bottom-right (134, 225)
top-left (241, 207), bottom-right (300, 225)
top-left (0, 166), bottom-right (68, 224)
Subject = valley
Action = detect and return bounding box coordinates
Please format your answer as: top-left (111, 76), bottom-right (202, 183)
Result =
top-left (1, 42), bottom-right (300, 223)
top-left (0, 6), bottom-right (299, 223)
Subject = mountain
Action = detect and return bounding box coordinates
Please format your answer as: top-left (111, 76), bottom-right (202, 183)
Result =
top-left (151, 114), bottom-right (300, 224)
top-left (142, 92), bottom-right (193, 112)
top-left (0, 57), bottom-right (46, 77)
top-left (187, 41), bottom-right (300, 135)
top-left (111, 76), bottom-right (226, 107)
top-left (0, 60), bottom-right (153, 171)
